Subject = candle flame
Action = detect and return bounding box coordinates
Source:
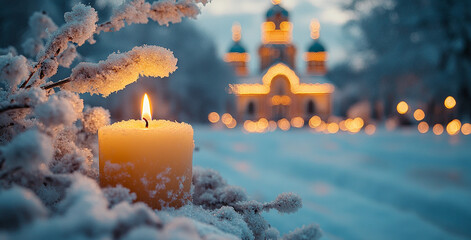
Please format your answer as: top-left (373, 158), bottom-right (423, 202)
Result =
top-left (142, 93), bottom-right (152, 121)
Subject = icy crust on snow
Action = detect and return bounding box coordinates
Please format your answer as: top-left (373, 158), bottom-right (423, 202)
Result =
top-left (64, 45), bottom-right (178, 97)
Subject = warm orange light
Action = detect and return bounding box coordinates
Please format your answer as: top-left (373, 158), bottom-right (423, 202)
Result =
top-left (244, 120), bottom-right (257, 133)
top-left (365, 124), bottom-right (376, 135)
top-left (221, 113), bottom-right (233, 125)
top-left (444, 96), bottom-right (456, 109)
top-left (257, 118), bottom-right (269, 131)
top-left (433, 124), bottom-right (444, 135)
top-left (271, 0), bottom-right (281, 5)
top-left (281, 95), bottom-right (291, 105)
top-left (346, 117), bottom-right (364, 133)
top-left (461, 123), bottom-right (471, 135)
top-left (310, 19), bottom-right (320, 40)
top-left (304, 52), bottom-right (327, 62)
top-left (291, 117), bottom-right (304, 128)
top-left (309, 116), bottom-right (321, 128)
top-left (232, 22), bottom-right (241, 42)
top-left (271, 95), bottom-right (281, 105)
top-left (268, 120), bottom-right (277, 131)
top-left (229, 63), bottom-right (334, 95)
top-left (261, 21), bottom-right (292, 44)
top-left (208, 112), bottom-right (220, 123)
top-left (141, 93), bottom-right (152, 121)
top-left (224, 52), bottom-right (250, 63)
top-left (417, 122), bottom-right (429, 133)
top-left (446, 119), bottom-right (461, 135)
top-left (316, 121), bottom-right (326, 132)
top-left (339, 120), bottom-right (347, 131)
top-left (396, 101), bottom-right (408, 114)
top-left (278, 118), bottom-right (290, 131)
top-left (327, 122), bottom-right (339, 134)
top-left (413, 109), bottom-right (425, 121)
top-left (226, 119), bottom-right (237, 129)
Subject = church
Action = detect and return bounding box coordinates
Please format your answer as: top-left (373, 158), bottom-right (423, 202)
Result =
top-left (225, 0), bottom-right (334, 123)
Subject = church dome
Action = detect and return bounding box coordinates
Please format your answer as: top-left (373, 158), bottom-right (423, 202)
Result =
top-left (228, 41), bottom-right (247, 53)
top-left (308, 40), bottom-right (326, 53)
top-left (266, 4), bottom-right (289, 19)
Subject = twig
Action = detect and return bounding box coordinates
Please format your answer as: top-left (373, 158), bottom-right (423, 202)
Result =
top-left (0, 104), bottom-right (30, 114)
top-left (20, 62), bottom-right (41, 89)
top-left (0, 166), bottom-right (21, 180)
top-left (41, 77), bottom-right (71, 90)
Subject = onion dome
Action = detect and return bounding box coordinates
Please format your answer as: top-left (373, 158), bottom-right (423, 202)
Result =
top-left (228, 42), bottom-right (247, 53)
top-left (266, 4), bottom-right (289, 19)
top-left (308, 40), bottom-right (326, 53)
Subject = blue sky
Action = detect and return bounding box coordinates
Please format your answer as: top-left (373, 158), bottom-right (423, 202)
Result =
top-left (194, 0), bottom-right (353, 73)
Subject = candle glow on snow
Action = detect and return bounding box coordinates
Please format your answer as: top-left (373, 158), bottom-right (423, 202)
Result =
top-left (99, 94), bottom-right (194, 209)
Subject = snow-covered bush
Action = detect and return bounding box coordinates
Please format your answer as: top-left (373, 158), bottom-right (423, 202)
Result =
top-left (0, 1), bottom-right (321, 239)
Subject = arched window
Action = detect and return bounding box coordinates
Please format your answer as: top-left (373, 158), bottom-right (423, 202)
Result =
top-left (247, 101), bottom-right (255, 115)
top-left (307, 100), bottom-right (316, 115)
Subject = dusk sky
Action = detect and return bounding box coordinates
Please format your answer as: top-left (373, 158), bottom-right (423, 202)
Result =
top-left (194, 0), bottom-right (353, 73)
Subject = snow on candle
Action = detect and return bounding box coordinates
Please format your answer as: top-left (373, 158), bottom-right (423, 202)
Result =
top-left (98, 93), bottom-right (193, 209)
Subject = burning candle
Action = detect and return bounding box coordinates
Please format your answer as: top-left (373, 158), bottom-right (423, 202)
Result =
top-left (98, 94), bottom-right (193, 209)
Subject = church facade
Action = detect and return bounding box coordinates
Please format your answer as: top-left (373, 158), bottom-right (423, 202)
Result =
top-left (225, 1), bottom-right (334, 122)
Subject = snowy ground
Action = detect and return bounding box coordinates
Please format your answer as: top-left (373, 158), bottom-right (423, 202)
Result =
top-left (193, 126), bottom-right (471, 240)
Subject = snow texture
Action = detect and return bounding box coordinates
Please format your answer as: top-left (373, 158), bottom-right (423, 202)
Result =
top-left (82, 106), bottom-right (110, 134)
top-left (103, 184), bottom-right (137, 207)
top-left (0, 53), bottom-right (29, 90)
top-left (0, 129), bottom-right (53, 172)
top-left (97, 0), bottom-right (210, 33)
top-left (0, 186), bottom-right (47, 231)
top-left (0, 2), bottom-right (315, 240)
top-left (57, 43), bottom-right (78, 68)
top-left (34, 93), bottom-right (79, 127)
top-left (64, 45), bottom-right (178, 97)
top-left (38, 4), bottom-right (98, 62)
top-left (283, 224), bottom-right (322, 240)
top-left (22, 11), bottom-right (57, 58)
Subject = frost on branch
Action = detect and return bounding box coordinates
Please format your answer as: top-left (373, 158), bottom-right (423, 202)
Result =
top-left (57, 43), bottom-right (78, 68)
top-left (264, 192), bottom-right (303, 214)
top-left (39, 58), bottom-right (59, 80)
top-left (0, 186), bottom-right (47, 231)
top-left (38, 4), bottom-right (98, 62)
top-left (22, 11), bottom-right (58, 58)
top-left (282, 224), bottom-right (322, 240)
top-left (149, 0), bottom-right (200, 26)
top-left (82, 106), bottom-right (111, 134)
top-left (63, 45), bottom-right (178, 97)
top-left (192, 167), bottom-right (305, 240)
top-left (0, 54), bottom-right (29, 90)
top-left (0, 129), bottom-right (53, 173)
top-left (97, 0), bottom-right (210, 34)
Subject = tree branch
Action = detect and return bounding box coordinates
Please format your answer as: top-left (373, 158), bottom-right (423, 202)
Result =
top-left (0, 104), bottom-right (31, 114)
top-left (41, 77), bottom-right (71, 90)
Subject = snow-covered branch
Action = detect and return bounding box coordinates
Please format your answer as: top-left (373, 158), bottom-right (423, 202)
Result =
top-left (95, 0), bottom-right (210, 36)
top-left (62, 45), bottom-right (177, 97)
top-left (20, 4), bottom-right (98, 89)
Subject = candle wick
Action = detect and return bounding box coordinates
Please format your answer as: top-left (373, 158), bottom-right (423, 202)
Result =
top-left (143, 117), bottom-right (149, 128)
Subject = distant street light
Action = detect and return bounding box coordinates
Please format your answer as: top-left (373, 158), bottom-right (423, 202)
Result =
top-left (444, 96), bottom-right (456, 109)
top-left (396, 101), bottom-right (409, 114)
